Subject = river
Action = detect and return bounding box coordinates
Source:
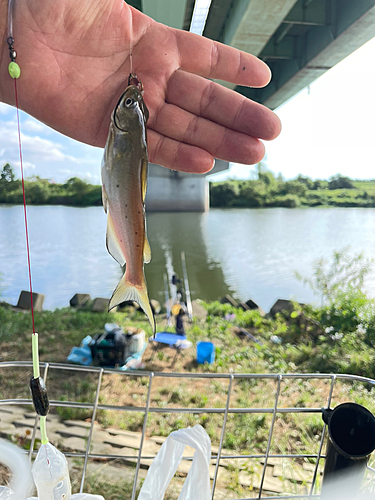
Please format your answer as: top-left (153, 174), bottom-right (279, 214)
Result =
top-left (1, 205), bottom-right (375, 311)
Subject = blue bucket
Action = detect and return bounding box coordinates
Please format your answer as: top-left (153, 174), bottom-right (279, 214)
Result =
top-left (196, 341), bottom-right (215, 364)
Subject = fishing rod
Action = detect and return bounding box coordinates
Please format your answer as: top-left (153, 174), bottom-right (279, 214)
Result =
top-left (181, 251), bottom-right (193, 322)
top-left (163, 272), bottom-right (172, 327)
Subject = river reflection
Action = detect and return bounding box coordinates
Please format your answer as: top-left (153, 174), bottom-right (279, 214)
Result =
top-left (1, 205), bottom-right (375, 311)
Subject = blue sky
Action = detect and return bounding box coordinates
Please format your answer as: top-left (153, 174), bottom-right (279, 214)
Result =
top-left (1, 35), bottom-right (375, 184)
top-left (0, 104), bottom-right (103, 184)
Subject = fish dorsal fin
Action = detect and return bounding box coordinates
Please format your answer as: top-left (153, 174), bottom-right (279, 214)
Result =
top-left (102, 184), bottom-right (108, 214)
top-left (106, 209), bottom-right (126, 266)
top-left (141, 158), bottom-right (148, 202)
top-left (143, 235), bottom-right (151, 264)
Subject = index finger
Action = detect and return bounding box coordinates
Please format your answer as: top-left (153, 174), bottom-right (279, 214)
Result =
top-left (175, 29), bottom-right (271, 88)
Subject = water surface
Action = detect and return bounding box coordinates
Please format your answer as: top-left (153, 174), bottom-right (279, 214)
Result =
top-left (1, 205), bottom-right (375, 311)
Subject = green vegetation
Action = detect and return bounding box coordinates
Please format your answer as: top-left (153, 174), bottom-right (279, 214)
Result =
top-left (210, 172), bottom-right (375, 208)
top-left (2, 249), bottom-right (375, 497)
top-left (2, 162), bottom-right (375, 209)
top-left (0, 163), bottom-right (101, 206)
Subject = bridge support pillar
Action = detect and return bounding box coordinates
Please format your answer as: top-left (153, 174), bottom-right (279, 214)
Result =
top-left (146, 160), bottom-right (229, 212)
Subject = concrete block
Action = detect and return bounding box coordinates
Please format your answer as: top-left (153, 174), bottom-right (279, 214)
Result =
top-left (239, 299), bottom-right (265, 316)
top-left (16, 290), bottom-right (44, 312)
top-left (91, 441), bottom-right (116, 456)
top-left (92, 297), bottom-right (117, 313)
top-left (150, 299), bottom-right (161, 314)
top-left (192, 300), bottom-right (208, 320)
top-left (63, 419), bottom-right (91, 429)
top-left (56, 425), bottom-right (89, 439)
top-left (12, 419), bottom-right (34, 428)
top-left (0, 423), bottom-right (16, 438)
top-left (245, 298), bottom-right (261, 310)
top-left (220, 294), bottom-right (238, 308)
top-left (61, 436), bottom-right (87, 453)
top-left (69, 293), bottom-right (90, 308)
top-left (270, 299), bottom-right (305, 317)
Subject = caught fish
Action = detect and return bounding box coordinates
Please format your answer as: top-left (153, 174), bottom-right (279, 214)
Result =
top-left (101, 73), bottom-right (155, 334)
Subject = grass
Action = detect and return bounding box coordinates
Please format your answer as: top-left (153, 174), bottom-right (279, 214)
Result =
top-left (2, 300), bottom-right (375, 498)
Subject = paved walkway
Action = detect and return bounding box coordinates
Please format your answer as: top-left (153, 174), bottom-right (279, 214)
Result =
top-left (0, 405), bottom-right (322, 497)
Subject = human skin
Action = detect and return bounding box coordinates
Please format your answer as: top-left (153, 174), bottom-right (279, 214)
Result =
top-left (0, 0), bottom-right (281, 173)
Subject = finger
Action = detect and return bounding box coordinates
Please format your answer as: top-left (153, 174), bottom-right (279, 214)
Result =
top-left (174, 29), bottom-right (271, 87)
top-left (148, 129), bottom-right (214, 173)
top-left (167, 70), bottom-right (281, 141)
top-left (148, 101), bottom-right (265, 165)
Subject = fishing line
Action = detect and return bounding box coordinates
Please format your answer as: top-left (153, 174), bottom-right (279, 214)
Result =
top-left (129, 4), bottom-right (133, 75)
top-left (7, 0), bottom-right (49, 445)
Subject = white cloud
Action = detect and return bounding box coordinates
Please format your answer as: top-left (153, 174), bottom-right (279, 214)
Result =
top-left (0, 107), bottom-right (103, 182)
top-left (12, 160), bottom-right (36, 171)
top-left (22, 118), bottom-right (46, 133)
top-left (0, 103), bottom-right (11, 115)
top-left (58, 169), bottom-right (74, 175)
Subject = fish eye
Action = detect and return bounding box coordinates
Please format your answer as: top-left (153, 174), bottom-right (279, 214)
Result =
top-left (124, 97), bottom-right (134, 108)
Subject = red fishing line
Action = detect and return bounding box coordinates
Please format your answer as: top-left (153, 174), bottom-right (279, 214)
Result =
top-left (14, 78), bottom-right (36, 334)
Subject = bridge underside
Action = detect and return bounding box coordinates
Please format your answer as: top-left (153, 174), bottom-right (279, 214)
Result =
top-left (204, 0), bottom-right (375, 109)
top-left (128, 0), bottom-right (375, 210)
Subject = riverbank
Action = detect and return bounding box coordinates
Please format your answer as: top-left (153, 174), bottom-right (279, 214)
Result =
top-left (1, 297), bottom-right (375, 497)
top-left (210, 175), bottom-right (375, 208)
top-left (1, 296), bottom-right (375, 399)
top-left (2, 162), bottom-right (375, 208)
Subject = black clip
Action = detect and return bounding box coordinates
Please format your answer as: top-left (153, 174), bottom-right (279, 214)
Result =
top-left (30, 377), bottom-right (50, 416)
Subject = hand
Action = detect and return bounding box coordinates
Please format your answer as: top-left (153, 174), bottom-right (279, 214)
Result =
top-left (1, 0), bottom-right (281, 172)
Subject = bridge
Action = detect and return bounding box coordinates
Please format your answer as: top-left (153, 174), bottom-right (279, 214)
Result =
top-left (129, 0), bottom-right (375, 211)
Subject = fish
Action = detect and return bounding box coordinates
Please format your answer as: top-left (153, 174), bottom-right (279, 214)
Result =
top-left (101, 73), bottom-right (155, 335)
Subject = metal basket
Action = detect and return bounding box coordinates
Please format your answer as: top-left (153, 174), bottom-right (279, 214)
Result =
top-left (1, 362), bottom-right (375, 499)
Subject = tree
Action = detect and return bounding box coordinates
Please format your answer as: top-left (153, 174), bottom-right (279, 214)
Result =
top-left (313, 179), bottom-right (323, 190)
top-left (296, 175), bottom-right (314, 190)
top-left (0, 163), bottom-right (19, 199)
top-left (278, 180), bottom-right (307, 197)
top-left (210, 182), bottom-right (239, 207)
top-left (0, 163), bottom-right (15, 183)
top-left (64, 177), bottom-right (90, 198)
top-left (328, 175), bottom-right (355, 190)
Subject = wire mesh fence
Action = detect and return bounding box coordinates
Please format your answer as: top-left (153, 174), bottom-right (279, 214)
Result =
top-left (1, 362), bottom-right (375, 499)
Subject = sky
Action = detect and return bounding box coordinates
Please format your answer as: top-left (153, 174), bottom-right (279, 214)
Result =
top-left (1, 35), bottom-right (375, 184)
top-left (212, 35), bottom-right (375, 182)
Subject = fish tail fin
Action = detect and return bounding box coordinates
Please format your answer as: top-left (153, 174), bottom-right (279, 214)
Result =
top-left (109, 273), bottom-right (156, 336)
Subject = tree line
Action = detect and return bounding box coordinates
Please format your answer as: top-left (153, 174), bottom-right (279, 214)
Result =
top-left (1, 162), bottom-right (375, 208)
top-left (210, 171), bottom-right (375, 208)
top-left (0, 164), bottom-right (102, 206)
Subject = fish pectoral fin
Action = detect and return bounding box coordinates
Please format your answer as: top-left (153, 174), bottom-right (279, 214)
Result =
top-left (106, 209), bottom-right (126, 266)
top-left (102, 184), bottom-right (109, 214)
top-left (143, 235), bottom-right (151, 264)
top-left (141, 158), bottom-right (148, 202)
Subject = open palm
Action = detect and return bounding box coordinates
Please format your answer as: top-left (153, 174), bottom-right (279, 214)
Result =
top-left (3, 0), bottom-right (281, 172)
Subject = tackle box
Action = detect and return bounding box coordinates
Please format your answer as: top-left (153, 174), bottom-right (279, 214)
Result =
top-left (90, 324), bottom-right (132, 368)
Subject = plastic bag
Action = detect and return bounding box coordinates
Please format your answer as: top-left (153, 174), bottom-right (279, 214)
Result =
top-left (0, 439), bottom-right (104, 500)
top-left (26, 495), bottom-right (104, 500)
top-left (0, 439), bottom-right (33, 499)
top-left (138, 425), bottom-right (211, 500)
top-left (25, 443), bottom-right (105, 500)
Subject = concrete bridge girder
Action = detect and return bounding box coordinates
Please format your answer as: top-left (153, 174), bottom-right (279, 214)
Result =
top-left (205, 0), bottom-right (375, 110)
top-left (226, 0), bottom-right (300, 56)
